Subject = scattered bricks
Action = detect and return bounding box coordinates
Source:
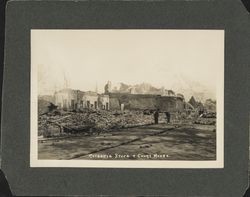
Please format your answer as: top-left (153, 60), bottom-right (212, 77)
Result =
top-left (38, 109), bottom-right (204, 137)
top-left (38, 109), bottom-right (158, 136)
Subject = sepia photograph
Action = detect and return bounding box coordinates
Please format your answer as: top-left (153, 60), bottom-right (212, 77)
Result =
top-left (31, 30), bottom-right (224, 168)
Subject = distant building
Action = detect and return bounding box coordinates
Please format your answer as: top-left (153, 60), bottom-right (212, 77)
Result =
top-left (104, 81), bottom-right (177, 97)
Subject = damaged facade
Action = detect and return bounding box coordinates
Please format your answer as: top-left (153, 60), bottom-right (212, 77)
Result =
top-left (54, 86), bottom-right (185, 112)
top-left (54, 89), bottom-right (109, 111)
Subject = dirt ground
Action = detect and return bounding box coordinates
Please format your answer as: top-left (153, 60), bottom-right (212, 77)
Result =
top-left (38, 123), bottom-right (216, 160)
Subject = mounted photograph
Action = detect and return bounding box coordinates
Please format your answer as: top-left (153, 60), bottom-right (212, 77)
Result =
top-left (30, 30), bottom-right (224, 168)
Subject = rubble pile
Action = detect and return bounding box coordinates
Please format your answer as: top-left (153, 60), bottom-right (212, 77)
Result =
top-left (194, 118), bottom-right (216, 125)
top-left (194, 112), bottom-right (216, 125)
top-left (38, 108), bottom-right (208, 137)
top-left (200, 112), bottom-right (216, 118)
top-left (38, 109), bottom-right (155, 137)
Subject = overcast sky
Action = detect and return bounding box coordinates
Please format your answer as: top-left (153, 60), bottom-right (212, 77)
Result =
top-left (32, 30), bottom-right (224, 99)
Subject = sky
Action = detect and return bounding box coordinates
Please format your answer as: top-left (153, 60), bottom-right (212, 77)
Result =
top-left (32, 30), bottom-right (224, 100)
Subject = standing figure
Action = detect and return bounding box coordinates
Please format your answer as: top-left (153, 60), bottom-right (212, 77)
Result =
top-left (154, 109), bottom-right (159, 124)
top-left (165, 111), bottom-right (171, 124)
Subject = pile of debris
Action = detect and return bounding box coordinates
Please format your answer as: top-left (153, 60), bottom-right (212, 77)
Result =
top-left (194, 117), bottom-right (216, 125)
top-left (193, 112), bottom-right (216, 125)
top-left (199, 112), bottom-right (216, 118)
top-left (38, 108), bottom-right (202, 138)
top-left (38, 109), bottom-right (156, 137)
top-left (194, 118), bottom-right (216, 125)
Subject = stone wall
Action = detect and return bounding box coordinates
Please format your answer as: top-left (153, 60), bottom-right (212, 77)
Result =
top-left (109, 93), bottom-right (185, 112)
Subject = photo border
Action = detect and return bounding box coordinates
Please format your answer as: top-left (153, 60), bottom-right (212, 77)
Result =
top-left (30, 29), bottom-right (224, 168)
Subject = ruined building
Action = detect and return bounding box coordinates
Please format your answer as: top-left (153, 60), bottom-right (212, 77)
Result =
top-left (53, 82), bottom-right (186, 112)
top-left (54, 89), bottom-right (109, 110)
top-left (108, 93), bottom-right (185, 112)
top-left (105, 81), bottom-right (185, 112)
